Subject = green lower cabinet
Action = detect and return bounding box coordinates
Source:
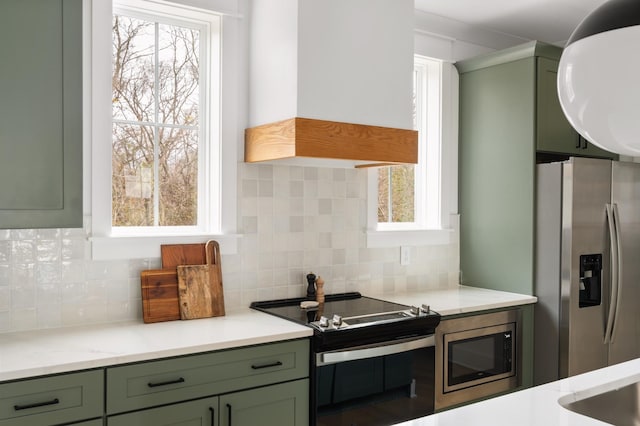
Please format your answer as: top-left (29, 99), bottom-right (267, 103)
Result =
top-left (107, 397), bottom-right (218, 426)
top-left (72, 420), bottom-right (103, 426)
top-left (106, 339), bottom-right (309, 415)
top-left (0, 370), bottom-right (103, 426)
top-left (107, 380), bottom-right (309, 426)
top-left (220, 379), bottom-right (309, 426)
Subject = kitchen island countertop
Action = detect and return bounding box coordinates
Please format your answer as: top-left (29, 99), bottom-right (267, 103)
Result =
top-left (0, 285), bottom-right (535, 382)
top-left (395, 356), bottom-right (640, 425)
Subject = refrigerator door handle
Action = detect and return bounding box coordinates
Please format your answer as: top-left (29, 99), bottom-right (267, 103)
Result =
top-left (604, 204), bottom-right (619, 344)
top-left (610, 203), bottom-right (623, 343)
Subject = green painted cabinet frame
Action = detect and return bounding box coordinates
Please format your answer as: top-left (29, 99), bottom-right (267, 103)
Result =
top-left (458, 54), bottom-right (536, 296)
top-left (0, 0), bottom-right (83, 229)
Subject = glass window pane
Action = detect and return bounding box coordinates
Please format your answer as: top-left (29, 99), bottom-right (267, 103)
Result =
top-left (390, 165), bottom-right (415, 223)
top-left (158, 127), bottom-right (198, 226)
top-left (112, 15), bottom-right (155, 123)
top-left (158, 23), bottom-right (200, 126)
top-left (112, 123), bottom-right (155, 226)
top-left (378, 167), bottom-right (390, 223)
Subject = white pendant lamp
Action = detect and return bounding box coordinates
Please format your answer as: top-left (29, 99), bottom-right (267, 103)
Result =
top-left (557, 0), bottom-right (640, 156)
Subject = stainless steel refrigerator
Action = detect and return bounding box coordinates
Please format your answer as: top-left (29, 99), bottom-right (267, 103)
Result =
top-left (534, 157), bottom-right (640, 385)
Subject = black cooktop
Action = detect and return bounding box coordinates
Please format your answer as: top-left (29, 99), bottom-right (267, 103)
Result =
top-left (251, 292), bottom-right (417, 325)
top-left (251, 292), bottom-right (441, 352)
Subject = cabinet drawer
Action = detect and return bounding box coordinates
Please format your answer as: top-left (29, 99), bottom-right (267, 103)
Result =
top-left (0, 370), bottom-right (103, 426)
top-left (106, 339), bottom-right (309, 414)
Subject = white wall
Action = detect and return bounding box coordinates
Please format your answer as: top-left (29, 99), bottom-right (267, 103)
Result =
top-left (0, 2), bottom-right (523, 333)
top-left (414, 9), bottom-right (528, 62)
top-left (249, 0), bottom-right (415, 130)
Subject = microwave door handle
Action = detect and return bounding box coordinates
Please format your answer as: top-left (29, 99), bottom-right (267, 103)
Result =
top-left (316, 335), bottom-right (434, 366)
top-left (609, 203), bottom-right (623, 343)
top-left (604, 204), bottom-right (619, 344)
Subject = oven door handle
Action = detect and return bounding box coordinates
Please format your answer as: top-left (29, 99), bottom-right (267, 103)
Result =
top-left (316, 335), bottom-right (434, 366)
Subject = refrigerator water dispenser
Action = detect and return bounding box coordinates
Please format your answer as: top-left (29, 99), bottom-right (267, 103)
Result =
top-left (579, 254), bottom-right (602, 308)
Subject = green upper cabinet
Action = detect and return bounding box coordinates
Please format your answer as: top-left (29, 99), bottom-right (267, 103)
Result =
top-left (536, 57), bottom-right (616, 159)
top-left (0, 0), bottom-right (82, 229)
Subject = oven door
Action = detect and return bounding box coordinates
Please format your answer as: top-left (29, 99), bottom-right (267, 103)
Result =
top-left (314, 336), bottom-right (435, 426)
top-left (443, 323), bottom-right (516, 393)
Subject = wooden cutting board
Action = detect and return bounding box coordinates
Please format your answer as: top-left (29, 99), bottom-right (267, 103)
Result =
top-left (161, 243), bottom-right (206, 268)
top-left (140, 270), bottom-right (181, 323)
top-left (176, 241), bottom-right (225, 320)
top-left (177, 264), bottom-right (214, 319)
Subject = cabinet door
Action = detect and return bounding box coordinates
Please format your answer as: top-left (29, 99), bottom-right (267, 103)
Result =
top-left (107, 397), bottom-right (218, 426)
top-left (219, 379), bottom-right (309, 426)
top-left (536, 57), bottom-right (616, 159)
top-left (72, 420), bottom-right (103, 426)
top-left (0, 0), bottom-right (82, 228)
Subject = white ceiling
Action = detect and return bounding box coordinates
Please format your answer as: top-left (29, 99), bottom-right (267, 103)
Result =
top-left (414, 0), bottom-right (608, 46)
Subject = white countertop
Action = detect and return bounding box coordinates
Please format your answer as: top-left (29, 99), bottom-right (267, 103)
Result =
top-left (378, 285), bottom-right (537, 316)
top-left (0, 285), bottom-right (535, 383)
top-left (0, 309), bottom-right (312, 382)
top-left (395, 357), bottom-right (640, 425)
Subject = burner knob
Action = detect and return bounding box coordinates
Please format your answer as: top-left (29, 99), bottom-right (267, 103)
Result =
top-left (410, 306), bottom-right (420, 316)
top-left (319, 316), bottom-right (329, 328)
top-left (332, 314), bottom-right (343, 327)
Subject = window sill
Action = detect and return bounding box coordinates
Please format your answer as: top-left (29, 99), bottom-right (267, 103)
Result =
top-left (366, 228), bottom-right (454, 248)
top-left (90, 233), bottom-right (240, 260)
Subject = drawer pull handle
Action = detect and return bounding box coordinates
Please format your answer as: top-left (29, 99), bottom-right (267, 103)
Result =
top-left (147, 377), bottom-right (185, 388)
top-left (227, 403), bottom-right (232, 426)
top-left (209, 406), bottom-right (215, 426)
top-left (14, 398), bottom-right (60, 411)
top-left (251, 361), bottom-right (283, 370)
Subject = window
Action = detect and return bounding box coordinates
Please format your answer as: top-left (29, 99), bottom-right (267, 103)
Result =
top-left (90, 0), bottom-right (237, 259)
top-left (367, 55), bottom-right (457, 247)
top-left (112, 1), bottom-right (219, 234)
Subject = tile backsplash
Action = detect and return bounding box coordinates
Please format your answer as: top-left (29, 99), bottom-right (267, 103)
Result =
top-left (0, 164), bottom-right (458, 333)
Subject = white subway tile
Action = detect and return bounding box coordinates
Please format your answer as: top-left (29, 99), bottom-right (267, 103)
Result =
top-left (1, 162), bottom-right (459, 333)
top-left (0, 241), bottom-right (11, 263)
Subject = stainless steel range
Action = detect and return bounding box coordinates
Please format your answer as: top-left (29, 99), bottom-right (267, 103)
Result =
top-left (251, 292), bottom-right (441, 426)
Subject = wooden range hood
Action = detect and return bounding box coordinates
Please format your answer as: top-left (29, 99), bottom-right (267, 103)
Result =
top-left (246, 0), bottom-right (417, 167)
top-left (245, 117), bottom-right (418, 168)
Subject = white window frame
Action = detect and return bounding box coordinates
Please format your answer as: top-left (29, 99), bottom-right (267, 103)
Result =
top-left (89, 0), bottom-right (238, 259)
top-left (366, 56), bottom-right (459, 248)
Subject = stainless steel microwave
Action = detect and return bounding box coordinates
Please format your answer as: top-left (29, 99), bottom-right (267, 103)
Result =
top-left (435, 309), bottom-right (521, 410)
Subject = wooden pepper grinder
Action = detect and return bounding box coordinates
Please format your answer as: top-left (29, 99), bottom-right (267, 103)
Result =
top-left (316, 276), bottom-right (325, 304)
